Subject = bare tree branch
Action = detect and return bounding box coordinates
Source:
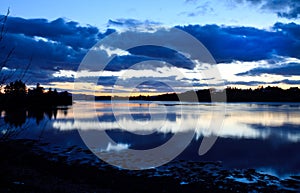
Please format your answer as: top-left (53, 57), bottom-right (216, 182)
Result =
top-left (0, 8), bottom-right (32, 88)
top-left (0, 8), bottom-right (9, 43)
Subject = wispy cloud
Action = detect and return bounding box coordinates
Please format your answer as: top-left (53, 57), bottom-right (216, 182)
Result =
top-left (236, 62), bottom-right (300, 76)
top-left (107, 19), bottom-right (163, 32)
top-left (184, 0), bottom-right (199, 4)
top-left (233, 0), bottom-right (300, 19)
top-left (180, 1), bottom-right (214, 17)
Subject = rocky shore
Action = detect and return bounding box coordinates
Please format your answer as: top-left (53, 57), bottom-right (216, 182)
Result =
top-left (0, 139), bottom-right (299, 193)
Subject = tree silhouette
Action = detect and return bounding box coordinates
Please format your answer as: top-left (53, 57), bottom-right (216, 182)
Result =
top-left (4, 80), bottom-right (27, 96)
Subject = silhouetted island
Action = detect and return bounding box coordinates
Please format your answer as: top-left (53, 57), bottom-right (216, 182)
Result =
top-left (95, 86), bottom-right (300, 102)
top-left (0, 80), bottom-right (72, 110)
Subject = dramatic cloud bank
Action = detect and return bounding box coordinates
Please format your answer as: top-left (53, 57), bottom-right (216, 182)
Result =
top-left (0, 15), bottom-right (299, 92)
top-left (177, 23), bottom-right (300, 63)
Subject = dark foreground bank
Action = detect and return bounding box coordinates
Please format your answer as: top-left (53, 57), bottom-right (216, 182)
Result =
top-left (0, 140), bottom-right (299, 193)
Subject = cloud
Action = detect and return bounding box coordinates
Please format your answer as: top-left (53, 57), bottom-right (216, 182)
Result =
top-left (184, 0), bottom-right (199, 4)
top-left (107, 19), bottom-right (162, 32)
top-left (181, 1), bottom-right (214, 17)
top-left (0, 15), bottom-right (115, 84)
top-left (236, 0), bottom-right (300, 19)
top-left (1, 15), bottom-right (300, 90)
top-left (276, 79), bottom-right (300, 85)
top-left (273, 22), bottom-right (300, 40)
top-left (213, 79), bottom-right (300, 87)
top-left (106, 76), bottom-right (189, 93)
top-left (95, 45), bottom-right (195, 72)
top-left (5, 17), bottom-right (100, 50)
top-left (236, 62), bottom-right (300, 76)
top-left (177, 22), bottom-right (300, 63)
top-left (225, 80), bottom-right (267, 86)
top-left (103, 142), bottom-right (130, 152)
top-left (96, 45), bottom-right (131, 57)
top-left (97, 76), bottom-right (118, 86)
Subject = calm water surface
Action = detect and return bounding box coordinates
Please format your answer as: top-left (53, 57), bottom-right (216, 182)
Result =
top-left (1, 101), bottom-right (299, 178)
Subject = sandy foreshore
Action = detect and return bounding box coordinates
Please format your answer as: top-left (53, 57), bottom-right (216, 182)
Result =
top-left (0, 139), bottom-right (299, 193)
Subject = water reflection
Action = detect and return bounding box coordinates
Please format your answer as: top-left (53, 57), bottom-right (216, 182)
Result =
top-left (53, 101), bottom-right (300, 143)
top-left (1, 107), bottom-right (70, 125)
top-left (0, 107), bottom-right (70, 140)
top-left (0, 101), bottom-right (299, 177)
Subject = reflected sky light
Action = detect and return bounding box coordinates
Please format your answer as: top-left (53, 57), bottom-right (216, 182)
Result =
top-left (52, 101), bottom-right (300, 142)
top-left (1, 101), bottom-right (298, 176)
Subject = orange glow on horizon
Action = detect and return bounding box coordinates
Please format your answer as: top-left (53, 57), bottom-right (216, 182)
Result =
top-left (72, 91), bottom-right (168, 97)
top-left (40, 81), bottom-right (300, 97)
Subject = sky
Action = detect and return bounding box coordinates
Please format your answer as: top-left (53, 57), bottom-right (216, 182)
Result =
top-left (0, 0), bottom-right (300, 96)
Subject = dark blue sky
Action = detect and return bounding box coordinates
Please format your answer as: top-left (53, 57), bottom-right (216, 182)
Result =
top-left (0, 0), bottom-right (299, 95)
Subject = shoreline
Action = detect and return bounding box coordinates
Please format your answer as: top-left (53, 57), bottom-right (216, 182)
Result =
top-left (0, 139), bottom-right (299, 192)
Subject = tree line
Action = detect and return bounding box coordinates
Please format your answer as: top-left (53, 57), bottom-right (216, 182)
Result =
top-left (0, 80), bottom-right (72, 109)
top-left (95, 86), bottom-right (300, 102)
top-left (150, 86), bottom-right (300, 102)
